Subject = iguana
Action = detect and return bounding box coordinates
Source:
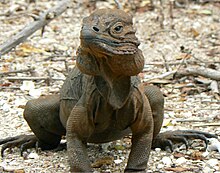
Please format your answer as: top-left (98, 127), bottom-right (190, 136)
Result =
top-left (0, 9), bottom-right (217, 172)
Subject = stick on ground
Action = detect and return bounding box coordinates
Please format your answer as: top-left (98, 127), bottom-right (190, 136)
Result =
top-left (176, 67), bottom-right (220, 81)
top-left (0, 0), bottom-right (71, 57)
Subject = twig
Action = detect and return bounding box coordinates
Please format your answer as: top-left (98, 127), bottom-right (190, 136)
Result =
top-left (157, 50), bottom-right (170, 72)
top-left (176, 118), bottom-right (209, 123)
top-left (0, 86), bottom-right (21, 90)
top-left (0, 0), bottom-right (71, 57)
top-left (175, 0), bottom-right (189, 8)
top-left (114, 0), bottom-right (123, 9)
top-left (169, 0), bottom-right (174, 29)
top-left (150, 29), bottom-right (180, 40)
top-left (200, 108), bottom-right (220, 110)
top-left (201, 100), bottom-right (220, 103)
top-left (41, 54), bottom-right (70, 61)
top-left (175, 53), bottom-right (190, 71)
top-left (0, 67), bottom-right (35, 76)
top-left (143, 70), bottom-right (176, 82)
top-left (193, 123), bottom-right (220, 127)
top-left (5, 76), bottom-right (65, 81)
top-left (198, 0), bottom-right (220, 4)
top-left (157, 5), bottom-right (164, 29)
top-left (145, 61), bottom-right (220, 66)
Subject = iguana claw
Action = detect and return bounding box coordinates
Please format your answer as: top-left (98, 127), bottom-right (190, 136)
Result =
top-left (152, 130), bottom-right (217, 152)
top-left (0, 135), bottom-right (37, 157)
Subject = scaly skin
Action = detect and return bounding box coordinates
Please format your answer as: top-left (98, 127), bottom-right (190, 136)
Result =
top-left (0, 9), bottom-right (217, 172)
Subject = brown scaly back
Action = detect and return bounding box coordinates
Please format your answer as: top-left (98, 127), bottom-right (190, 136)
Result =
top-left (76, 9), bottom-right (145, 76)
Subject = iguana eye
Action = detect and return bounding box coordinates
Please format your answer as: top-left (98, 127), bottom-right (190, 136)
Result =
top-left (114, 25), bottom-right (123, 32)
top-left (111, 22), bottom-right (124, 34)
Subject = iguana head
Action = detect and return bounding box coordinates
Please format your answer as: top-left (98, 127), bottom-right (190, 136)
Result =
top-left (80, 9), bottom-right (139, 55)
top-left (76, 9), bottom-right (144, 76)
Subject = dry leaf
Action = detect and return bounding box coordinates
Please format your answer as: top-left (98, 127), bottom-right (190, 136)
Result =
top-left (1, 64), bottom-right (10, 72)
top-left (165, 167), bottom-right (191, 172)
top-left (162, 119), bottom-right (173, 127)
top-left (14, 169), bottom-right (25, 173)
top-left (173, 152), bottom-right (185, 158)
top-left (15, 43), bottom-right (45, 57)
top-left (148, 79), bottom-right (171, 84)
top-left (190, 28), bottom-right (200, 38)
top-left (114, 144), bottom-right (125, 150)
top-left (181, 87), bottom-right (199, 95)
top-left (175, 53), bottom-right (192, 60)
top-left (91, 156), bottom-right (114, 168)
top-left (190, 151), bottom-right (204, 160)
top-left (199, 9), bottom-right (212, 15)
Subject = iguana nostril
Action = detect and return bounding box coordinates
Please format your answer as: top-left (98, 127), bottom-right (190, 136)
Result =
top-left (92, 26), bottom-right (99, 32)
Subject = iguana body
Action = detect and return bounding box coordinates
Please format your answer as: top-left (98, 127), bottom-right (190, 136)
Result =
top-left (0, 9), bottom-right (216, 172)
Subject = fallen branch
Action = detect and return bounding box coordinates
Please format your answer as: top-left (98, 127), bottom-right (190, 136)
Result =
top-left (0, 86), bottom-right (21, 90)
top-left (145, 61), bottom-right (220, 66)
top-left (175, 67), bottom-right (220, 81)
top-left (0, 67), bottom-right (35, 76)
top-left (193, 122), bottom-right (220, 127)
top-left (143, 70), bottom-right (176, 82)
top-left (5, 76), bottom-right (65, 81)
top-left (0, 0), bottom-right (71, 56)
top-left (176, 118), bottom-right (209, 123)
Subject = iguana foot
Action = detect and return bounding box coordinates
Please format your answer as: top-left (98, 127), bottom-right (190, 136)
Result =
top-left (0, 135), bottom-right (37, 157)
top-left (152, 130), bottom-right (217, 152)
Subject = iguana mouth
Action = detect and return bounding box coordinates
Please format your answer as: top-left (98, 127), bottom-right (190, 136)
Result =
top-left (83, 37), bottom-right (139, 55)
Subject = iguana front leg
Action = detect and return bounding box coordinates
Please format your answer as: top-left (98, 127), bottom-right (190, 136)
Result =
top-left (124, 91), bottom-right (154, 172)
top-left (67, 132), bottom-right (91, 172)
top-left (66, 96), bottom-right (94, 172)
top-left (125, 132), bottom-right (153, 172)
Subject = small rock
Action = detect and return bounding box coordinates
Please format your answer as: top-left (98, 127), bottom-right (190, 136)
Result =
top-left (120, 156), bottom-right (125, 160)
top-left (162, 156), bottom-right (172, 166)
top-left (203, 166), bottom-right (212, 173)
top-left (27, 152), bottom-right (39, 159)
top-left (206, 158), bottom-right (219, 167)
top-left (2, 104), bottom-right (10, 112)
top-left (29, 88), bottom-right (42, 98)
top-left (175, 157), bottom-right (187, 165)
top-left (157, 164), bottom-right (164, 169)
top-left (114, 159), bottom-right (122, 164)
top-left (20, 81), bottom-right (35, 91)
top-left (101, 143), bottom-right (111, 151)
top-left (2, 166), bottom-right (24, 172)
top-left (202, 151), bottom-right (209, 157)
top-left (155, 148), bottom-right (161, 152)
top-left (207, 138), bottom-right (220, 153)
